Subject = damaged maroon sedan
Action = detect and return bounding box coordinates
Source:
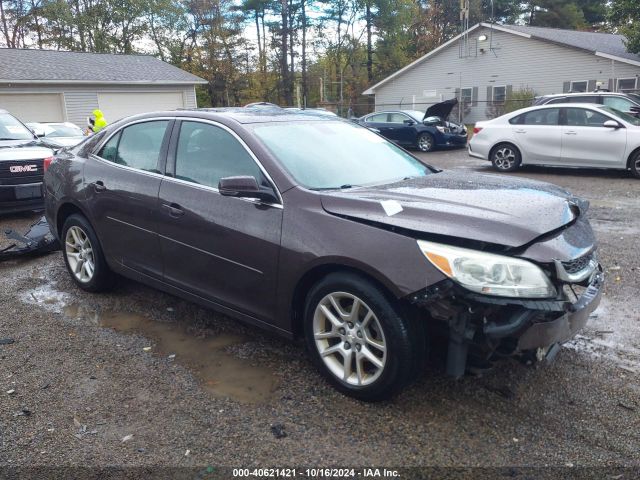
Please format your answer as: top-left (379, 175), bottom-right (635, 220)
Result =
top-left (43, 109), bottom-right (603, 401)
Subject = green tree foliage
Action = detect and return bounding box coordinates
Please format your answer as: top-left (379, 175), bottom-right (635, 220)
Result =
top-left (0, 0), bottom-right (617, 110)
top-left (610, 0), bottom-right (640, 54)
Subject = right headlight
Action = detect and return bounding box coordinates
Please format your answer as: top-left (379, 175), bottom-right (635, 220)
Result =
top-left (417, 240), bottom-right (557, 298)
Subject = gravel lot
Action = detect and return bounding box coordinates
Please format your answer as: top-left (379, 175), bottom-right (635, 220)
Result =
top-left (1, 150), bottom-right (639, 473)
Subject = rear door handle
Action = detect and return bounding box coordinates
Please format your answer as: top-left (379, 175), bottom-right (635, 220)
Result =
top-left (93, 181), bottom-right (106, 192)
top-left (162, 203), bottom-right (184, 218)
top-left (564, 131), bottom-right (577, 135)
top-left (514, 129), bottom-right (526, 134)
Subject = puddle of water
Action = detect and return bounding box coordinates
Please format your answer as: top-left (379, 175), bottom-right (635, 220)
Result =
top-left (564, 299), bottom-right (640, 373)
top-left (63, 305), bottom-right (278, 403)
top-left (21, 282), bottom-right (70, 313)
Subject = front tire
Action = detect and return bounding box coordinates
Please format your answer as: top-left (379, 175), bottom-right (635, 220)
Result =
top-left (303, 273), bottom-right (424, 402)
top-left (630, 151), bottom-right (640, 179)
top-left (491, 143), bottom-right (521, 172)
top-left (417, 132), bottom-right (435, 152)
top-left (61, 214), bottom-right (114, 292)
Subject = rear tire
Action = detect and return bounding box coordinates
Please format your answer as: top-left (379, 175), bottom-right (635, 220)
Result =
top-left (61, 214), bottom-right (114, 292)
top-left (630, 151), bottom-right (640, 179)
top-left (303, 272), bottom-right (425, 402)
top-left (417, 132), bottom-right (435, 152)
top-left (491, 143), bottom-right (521, 172)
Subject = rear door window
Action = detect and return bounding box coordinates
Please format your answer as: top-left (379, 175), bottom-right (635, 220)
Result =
top-left (365, 113), bottom-right (388, 123)
top-left (97, 121), bottom-right (169, 173)
top-left (174, 121), bottom-right (263, 189)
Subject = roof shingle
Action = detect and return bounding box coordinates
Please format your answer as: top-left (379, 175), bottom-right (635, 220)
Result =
top-left (0, 48), bottom-right (207, 84)
top-left (505, 24), bottom-right (640, 63)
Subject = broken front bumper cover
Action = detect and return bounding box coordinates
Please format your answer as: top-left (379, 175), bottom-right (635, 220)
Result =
top-left (0, 216), bottom-right (60, 261)
top-left (473, 267), bottom-right (604, 350)
top-left (410, 266), bottom-right (604, 376)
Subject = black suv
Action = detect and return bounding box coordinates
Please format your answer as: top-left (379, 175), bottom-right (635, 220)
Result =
top-left (533, 92), bottom-right (640, 117)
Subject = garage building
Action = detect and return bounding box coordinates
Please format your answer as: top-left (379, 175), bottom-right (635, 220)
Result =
top-left (0, 48), bottom-right (207, 126)
top-left (363, 23), bottom-right (640, 123)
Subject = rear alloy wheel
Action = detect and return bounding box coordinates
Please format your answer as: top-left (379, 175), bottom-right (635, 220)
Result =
top-left (62, 214), bottom-right (114, 292)
top-left (491, 143), bottom-right (521, 172)
top-left (304, 273), bottom-right (424, 401)
top-left (417, 133), bottom-right (435, 152)
top-left (630, 151), bottom-right (640, 179)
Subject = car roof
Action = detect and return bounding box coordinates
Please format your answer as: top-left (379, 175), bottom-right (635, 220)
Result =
top-left (539, 92), bottom-right (630, 98)
top-left (115, 107), bottom-right (343, 125)
top-left (507, 103), bottom-right (612, 116)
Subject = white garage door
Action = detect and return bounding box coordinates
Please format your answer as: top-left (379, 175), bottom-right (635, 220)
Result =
top-left (0, 93), bottom-right (65, 122)
top-left (97, 92), bottom-right (185, 122)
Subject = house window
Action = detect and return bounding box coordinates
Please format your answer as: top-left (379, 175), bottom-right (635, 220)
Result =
top-left (617, 78), bottom-right (638, 92)
top-left (492, 86), bottom-right (506, 104)
top-left (570, 80), bottom-right (588, 93)
top-left (460, 87), bottom-right (473, 105)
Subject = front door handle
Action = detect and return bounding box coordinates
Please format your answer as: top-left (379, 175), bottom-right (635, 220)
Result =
top-left (162, 203), bottom-right (184, 218)
top-left (564, 131), bottom-right (577, 135)
top-left (93, 181), bottom-right (106, 192)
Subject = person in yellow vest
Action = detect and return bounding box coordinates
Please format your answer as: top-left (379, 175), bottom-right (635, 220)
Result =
top-left (86, 109), bottom-right (108, 135)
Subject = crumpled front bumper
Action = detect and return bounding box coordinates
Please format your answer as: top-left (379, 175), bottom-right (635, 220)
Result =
top-left (516, 268), bottom-right (603, 350)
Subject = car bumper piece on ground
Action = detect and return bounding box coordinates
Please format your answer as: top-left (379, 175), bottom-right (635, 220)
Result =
top-left (0, 215), bottom-right (60, 261)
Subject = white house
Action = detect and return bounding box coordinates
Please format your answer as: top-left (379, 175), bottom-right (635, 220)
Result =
top-left (0, 48), bottom-right (207, 126)
top-left (363, 23), bottom-right (640, 123)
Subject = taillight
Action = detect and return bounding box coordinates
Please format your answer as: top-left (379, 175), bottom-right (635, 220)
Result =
top-left (473, 127), bottom-right (483, 135)
top-left (43, 156), bottom-right (54, 172)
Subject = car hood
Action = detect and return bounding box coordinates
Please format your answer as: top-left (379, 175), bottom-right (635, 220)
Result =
top-left (0, 140), bottom-right (53, 160)
top-left (319, 171), bottom-right (582, 248)
top-left (424, 98), bottom-right (458, 122)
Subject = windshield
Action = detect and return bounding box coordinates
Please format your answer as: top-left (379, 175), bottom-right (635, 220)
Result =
top-left (600, 106), bottom-right (640, 126)
top-left (43, 124), bottom-right (84, 137)
top-left (252, 121), bottom-right (432, 190)
top-left (628, 93), bottom-right (640, 104)
top-left (404, 110), bottom-right (425, 122)
top-left (0, 113), bottom-right (34, 141)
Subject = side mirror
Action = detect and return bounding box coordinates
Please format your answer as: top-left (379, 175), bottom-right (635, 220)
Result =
top-left (403, 119), bottom-right (415, 125)
top-left (603, 120), bottom-right (622, 129)
top-left (218, 176), bottom-right (278, 203)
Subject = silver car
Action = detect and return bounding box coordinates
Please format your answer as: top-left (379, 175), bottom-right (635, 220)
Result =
top-left (469, 103), bottom-right (640, 178)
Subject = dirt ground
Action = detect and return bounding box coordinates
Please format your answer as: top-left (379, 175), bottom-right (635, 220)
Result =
top-left (1, 151), bottom-right (639, 474)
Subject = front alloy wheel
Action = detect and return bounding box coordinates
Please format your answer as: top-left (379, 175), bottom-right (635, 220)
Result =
top-left (304, 273), bottom-right (425, 401)
top-left (313, 292), bottom-right (387, 386)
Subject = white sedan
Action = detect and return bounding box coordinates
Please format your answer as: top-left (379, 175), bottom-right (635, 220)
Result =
top-left (469, 103), bottom-right (640, 178)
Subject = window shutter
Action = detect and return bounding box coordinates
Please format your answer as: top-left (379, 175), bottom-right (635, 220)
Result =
top-left (506, 85), bottom-right (513, 100)
top-left (472, 87), bottom-right (478, 106)
top-left (563, 81), bottom-right (570, 93)
top-left (455, 87), bottom-right (460, 101)
top-left (608, 78), bottom-right (615, 91)
top-left (588, 80), bottom-right (597, 92)
top-left (487, 86), bottom-right (493, 102)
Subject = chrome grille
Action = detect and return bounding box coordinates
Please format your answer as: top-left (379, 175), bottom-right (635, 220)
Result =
top-left (0, 159), bottom-right (44, 184)
top-left (562, 252), bottom-right (594, 275)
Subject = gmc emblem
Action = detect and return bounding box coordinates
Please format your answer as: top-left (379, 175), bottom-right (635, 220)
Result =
top-left (9, 165), bottom-right (38, 173)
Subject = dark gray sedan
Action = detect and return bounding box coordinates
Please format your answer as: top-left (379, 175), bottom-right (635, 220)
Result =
top-left (44, 108), bottom-right (602, 401)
